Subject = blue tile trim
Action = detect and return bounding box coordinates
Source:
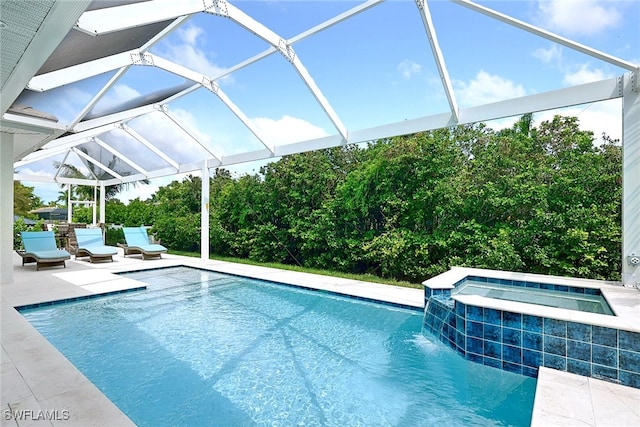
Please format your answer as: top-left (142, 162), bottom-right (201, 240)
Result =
top-left (567, 340), bottom-right (591, 362)
top-left (568, 322), bottom-right (591, 342)
top-left (593, 326), bottom-right (618, 347)
top-left (16, 287), bottom-right (147, 311)
top-left (423, 295), bottom-right (640, 389)
top-left (620, 350), bottom-right (640, 372)
top-left (523, 332), bottom-right (542, 351)
top-left (620, 330), bottom-right (640, 352)
top-left (544, 318), bottom-right (567, 338)
top-left (544, 336), bottom-right (567, 357)
top-left (567, 359), bottom-right (591, 376)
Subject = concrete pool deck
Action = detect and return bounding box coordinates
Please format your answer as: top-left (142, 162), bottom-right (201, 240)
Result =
top-left (2, 252), bottom-right (639, 426)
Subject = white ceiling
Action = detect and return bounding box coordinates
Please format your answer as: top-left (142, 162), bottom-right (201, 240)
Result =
top-left (2, 0), bottom-right (638, 189)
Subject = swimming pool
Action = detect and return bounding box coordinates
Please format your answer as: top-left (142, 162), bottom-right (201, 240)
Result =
top-left (20, 266), bottom-right (536, 426)
top-left (453, 280), bottom-right (613, 315)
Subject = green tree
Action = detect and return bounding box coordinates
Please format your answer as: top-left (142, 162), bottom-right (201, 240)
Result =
top-left (14, 181), bottom-right (42, 216)
top-left (150, 175), bottom-right (202, 251)
top-left (209, 168), bottom-right (235, 255)
top-left (136, 113), bottom-right (623, 283)
top-left (73, 206), bottom-right (92, 223)
top-left (124, 198), bottom-right (153, 226)
top-left (323, 127), bottom-right (476, 280)
top-left (215, 173), bottom-right (265, 259)
top-left (105, 199), bottom-right (128, 224)
top-left (257, 146), bottom-right (363, 266)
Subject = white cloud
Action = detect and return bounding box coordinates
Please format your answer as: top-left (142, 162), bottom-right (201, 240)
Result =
top-left (129, 110), bottom-right (215, 165)
top-left (534, 99), bottom-right (622, 143)
top-left (481, 98), bottom-right (621, 148)
top-left (56, 86), bottom-right (94, 123)
top-left (90, 84), bottom-right (141, 117)
top-left (562, 64), bottom-right (610, 86)
top-left (180, 25), bottom-right (204, 45)
top-left (532, 44), bottom-right (562, 65)
top-left (161, 24), bottom-right (232, 82)
top-left (250, 115), bottom-right (329, 145)
top-left (171, 108), bottom-right (212, 145)
top-left (455, 70), bottom-right (527, 107)
top-left (534, 0), bottom-right (622, 36)
top-left (397, 60), bottom-right (421, 80)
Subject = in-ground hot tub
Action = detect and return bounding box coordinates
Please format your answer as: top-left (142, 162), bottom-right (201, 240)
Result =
top-left (452, 280), bottom-right (613, 315)
top-left (421, 267), bottom-right (640, 389)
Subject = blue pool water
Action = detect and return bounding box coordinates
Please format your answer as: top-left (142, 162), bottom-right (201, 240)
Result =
top-left (20, 266), bottom-right (536, 426)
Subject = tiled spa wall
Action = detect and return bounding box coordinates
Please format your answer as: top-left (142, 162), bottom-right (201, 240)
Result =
top-left (422, 282), bottom-right (640, 389)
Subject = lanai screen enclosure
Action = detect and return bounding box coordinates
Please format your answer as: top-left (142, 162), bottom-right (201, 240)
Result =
top-left (1, 0), bottom-right (639, 286)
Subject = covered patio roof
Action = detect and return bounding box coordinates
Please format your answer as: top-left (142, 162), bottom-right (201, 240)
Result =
top-left (1, 0), bottom-right (639, 285)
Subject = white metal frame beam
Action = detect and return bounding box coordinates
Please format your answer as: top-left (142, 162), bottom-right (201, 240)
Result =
top-left (14, 0), bottom-right (382, 165)
top-left (622, 72), bottom-right (640, 286)
top-left (28, 52), bottom-right (134, 92)
top-left (71, 0), bottom-right (350, 141)
top-left (13, 173), bottom-right (97, 187)
top-left (53, 151), bottom-right (73, 180)
top-left (162, 109), bottom-right (222, 165)
top-left (74, 105), bottom-right (158, 133)
top-left (416, 0), bottom-right (459, 121)
top-left (15, 139), bottom-right (90, 168)
top-left (453, 0), bottom-right (639, 72)
top-left (0, 114), bottom-right (66, 133)
top-left (70, 68), bottom-right (130, 128)
top-left (72, 147), bottom-right (123, 181)
top-left (75, 0), bottom-right (201, 35)
top-left (120, 123), bottom-right (180, 171)
top-left (205, 2), bottom-right (348, 140)
top-left (93, 137), bottom-right (149, 177)
top-left (149, 54), bottom-right (275, 154)
top-left (14, 76), bottom-right (625, 184)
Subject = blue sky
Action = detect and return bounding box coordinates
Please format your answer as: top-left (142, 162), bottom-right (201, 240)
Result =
top-left (17, 0), bottom-right (640, 204)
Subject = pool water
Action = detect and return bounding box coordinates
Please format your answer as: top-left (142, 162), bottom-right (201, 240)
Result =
top-left (453, 281), bottom-right (613, 315)
top-left (20, 266), bottom-right (536, 426)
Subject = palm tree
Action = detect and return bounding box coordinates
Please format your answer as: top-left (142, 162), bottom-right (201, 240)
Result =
top-left (54, 147), bottom-right (149, 201)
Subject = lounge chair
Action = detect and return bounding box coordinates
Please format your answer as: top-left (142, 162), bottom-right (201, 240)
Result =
top-left (74, 228), bottom-right (118, 263)
top-left (119, 226), bottom-right (167, 260)
top-left (19, 231), bottom-right (71, 271)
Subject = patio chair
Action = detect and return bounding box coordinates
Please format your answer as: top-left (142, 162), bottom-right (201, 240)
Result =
top-left (73, 228), bottom-right (118, 263)
top-left (19, 231), bottom-right (71, 271)
top-left (119, 226), bottom-right (167, 260)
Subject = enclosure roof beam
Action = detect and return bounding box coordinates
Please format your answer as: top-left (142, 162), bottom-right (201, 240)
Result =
top-left (161, 109), bottom-right (222, 165)
top-left (453, 0), bottom-right (638, 72)
top-left (119, 123), bottom-right (180, 171)
top-left (206, 2), bottom-right (349, 141)
top-left (416, 0), bottom-right (459, 121)
top-left (92, 137), bottom-right (149, 177)
top-left (72, 147), bottom-right (123, 181)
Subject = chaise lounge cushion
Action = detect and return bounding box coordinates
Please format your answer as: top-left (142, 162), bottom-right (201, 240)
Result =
top-left (74, 228), bottom-right (118, 263)
top-left (121, 226), bottom-right (167, 260)
top-left (20, 231), bottom-right (71, 270)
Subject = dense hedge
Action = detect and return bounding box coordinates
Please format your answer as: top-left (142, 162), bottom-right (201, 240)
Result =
top-left (100, 115), bottom-right (622, 283)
